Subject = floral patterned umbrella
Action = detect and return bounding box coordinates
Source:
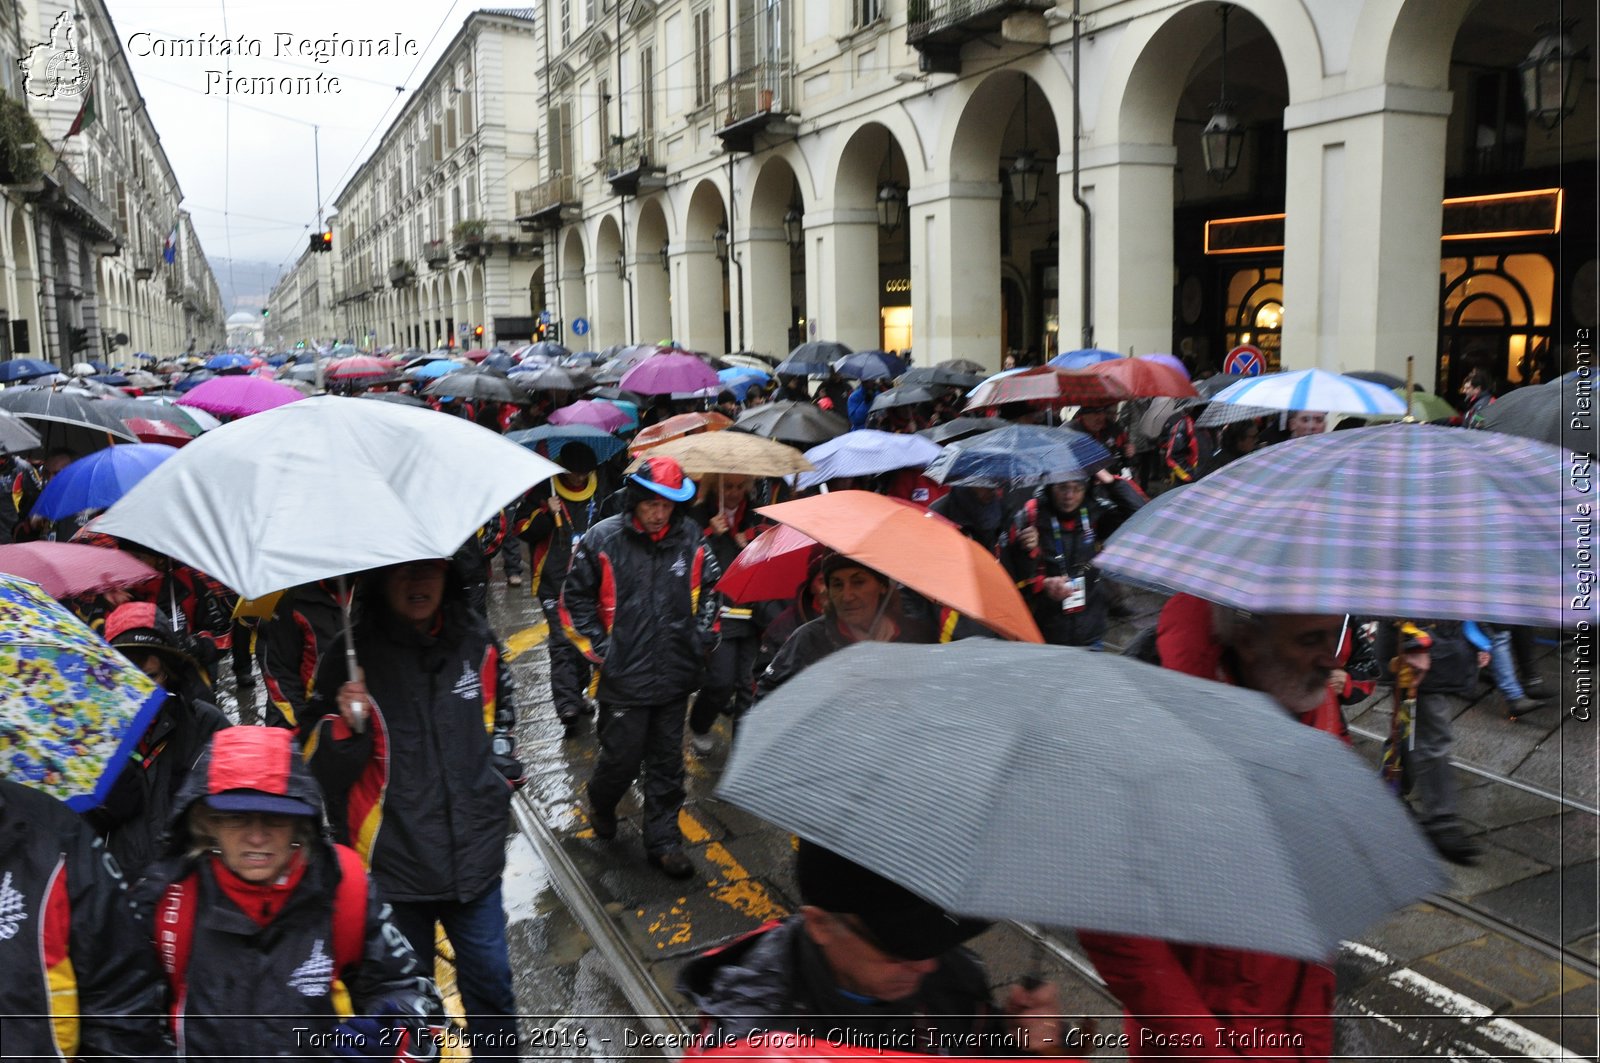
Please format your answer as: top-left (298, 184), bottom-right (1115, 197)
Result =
top-left (0, 573), bottom-right (166, 810)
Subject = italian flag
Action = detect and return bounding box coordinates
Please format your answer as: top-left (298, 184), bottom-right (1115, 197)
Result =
top-left (66, 86), bottom-right (97, 138)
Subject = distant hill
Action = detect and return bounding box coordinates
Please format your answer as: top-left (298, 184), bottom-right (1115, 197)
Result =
top-left (207, 258), bottom-right (282, 316)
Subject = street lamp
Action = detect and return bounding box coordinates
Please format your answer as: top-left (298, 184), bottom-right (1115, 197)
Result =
top-left (1202, 4), bottom-right (1245, 184)
top-left (713, 222), bottom-right (729, 263)
top-left (783, 205), bottom-right (804, 250)
top-left (1009, 151), bottom-right (1043, 215)
top-left (876, 181), bottom-right (907, 234)
top-left (616, 251), bottom-right (627, 279)
top-left (1520, 21), bottom-right (1589, 130)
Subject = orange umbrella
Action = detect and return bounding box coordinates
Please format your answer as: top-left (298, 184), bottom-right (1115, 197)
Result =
top-left (628, 410), bottom-right (733, 454)
top-left (1086, 357), bottom-right (1197, 398)
top-left (756, 490), bottom-right (1043, 644)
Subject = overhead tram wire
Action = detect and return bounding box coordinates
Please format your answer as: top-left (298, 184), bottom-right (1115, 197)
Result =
top-left (218, 0), bottom-right (237, 315)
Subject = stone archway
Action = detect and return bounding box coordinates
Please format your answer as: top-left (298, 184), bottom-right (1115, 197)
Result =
top-left (560, 227), bottom-right (588, 346)
top-left (634, 197), bottom-right (671, 345)
top-left (829, 122), bottom-right (912, 354)
top-left (745, 156), bottom-right (805, 358)
top-left (681, 180), bottom-right (729, 354)
top-left (593, 215), bottom-right (626, 349)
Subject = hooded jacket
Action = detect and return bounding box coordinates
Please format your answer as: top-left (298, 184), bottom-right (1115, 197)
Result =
top-left (1076, 593), bottom-right (1340, 1061)
top-left (132, 730), bottom-right (443, 1060)
top-left (299, 576), bottom-right (517, 904)
top-left (515, 471), bottom-right (608, 601)
top-left (258, 582), bottom-right (345, 729)
top-left (0, 779), bottom-right (170, 1060)
top-left (559, 506), bottom-right (722, 706)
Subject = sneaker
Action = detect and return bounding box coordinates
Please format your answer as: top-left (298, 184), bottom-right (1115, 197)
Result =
top-left (1426, 824), bottom-right (1482, 866)
top-left (507, 575), bottom-right (523, 586)
top-left (1505, 695), bottom-right (1548, 719)
top-left (586, 795), bottom-right (618, 839)
top-left (560, 715), bottom-right (583, 738)
top-left (689, 730), bottom-right (716, 756)
top-left (649, 849), bottom-right (695, 879)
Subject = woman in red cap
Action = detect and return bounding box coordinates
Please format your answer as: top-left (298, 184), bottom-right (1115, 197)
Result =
top-left (132, 727), bottom-right (444, 1060)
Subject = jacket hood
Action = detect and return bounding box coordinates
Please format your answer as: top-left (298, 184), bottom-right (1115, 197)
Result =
top-left (166, 727), bottom-right (327, 855)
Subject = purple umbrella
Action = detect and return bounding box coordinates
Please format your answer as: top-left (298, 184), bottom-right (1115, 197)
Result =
top-left (1138, 353), bottom-right (1190, 380)
top-left (547, 399), bottom-right (631, 432)
top-left (619, 352), bottom-right (721, 396)
top-left (178, 376), bottom-right (306, 419)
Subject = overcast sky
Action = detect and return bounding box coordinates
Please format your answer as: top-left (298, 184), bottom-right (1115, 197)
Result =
top-left (111, 0), bottom-right (478, 303)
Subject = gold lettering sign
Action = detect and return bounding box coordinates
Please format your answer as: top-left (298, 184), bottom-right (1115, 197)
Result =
top-left (884, 278), bottom-right (911, 294)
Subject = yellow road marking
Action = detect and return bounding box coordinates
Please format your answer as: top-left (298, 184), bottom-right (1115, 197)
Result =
top-left (636, 811), bottom-right (790, 951)
top-left (504, 621), bottom-right (550, 660)
top-left (433, 926), bottom-right (470, 1059)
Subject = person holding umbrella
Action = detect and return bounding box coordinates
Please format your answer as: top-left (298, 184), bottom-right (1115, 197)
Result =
top-left (686, 472), bottom-right (766, 755)
top-left (299, 558), bottom-right (524, 1058)
top-left (560, 456), bottom-right (723, 880)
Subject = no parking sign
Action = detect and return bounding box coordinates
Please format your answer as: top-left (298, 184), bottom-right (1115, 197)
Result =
top-left (1223, 344), bottom-right (1265, 376)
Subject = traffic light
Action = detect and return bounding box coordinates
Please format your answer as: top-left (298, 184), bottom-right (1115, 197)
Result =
top-left (261, 308), bottom-right (270, 319)
top-left (473, 325), bottom-right (484, 341)
top-left (322, 229), bottom-right (333, 252)
top-left (68, 326), bottom-right (89, 352)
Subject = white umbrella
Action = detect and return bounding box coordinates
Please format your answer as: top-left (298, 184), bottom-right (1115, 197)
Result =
top-left (1208, 368), bottom-right (1409, 416)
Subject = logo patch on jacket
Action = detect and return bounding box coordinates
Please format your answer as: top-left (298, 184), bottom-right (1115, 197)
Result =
top-left (451, 661), bottom-right (481, 700)
top-left (0, 872), bottom-right (27, 940)
top-left (671, 554), bottom-right (687, 577)
top-left (288, 938), bottom-right (334, 996)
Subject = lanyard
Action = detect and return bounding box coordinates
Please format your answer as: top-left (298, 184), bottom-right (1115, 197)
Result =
top-left (1045, 508), bottom-right (1092, 571)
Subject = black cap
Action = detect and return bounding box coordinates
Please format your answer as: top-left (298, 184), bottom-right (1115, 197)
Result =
top-left (796, 841), bottom-right (989, 961)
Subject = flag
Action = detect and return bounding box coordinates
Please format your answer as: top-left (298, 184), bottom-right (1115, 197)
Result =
top-left (162, 222), bottom-right (178, 264)
top-left (65, 86), bottom-right (97, 138)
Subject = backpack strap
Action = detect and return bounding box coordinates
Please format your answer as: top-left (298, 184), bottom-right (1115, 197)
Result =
top-left (155, 874), bottom-right (199, 1036)
top-left (330, 844), bottom-right (370, 974)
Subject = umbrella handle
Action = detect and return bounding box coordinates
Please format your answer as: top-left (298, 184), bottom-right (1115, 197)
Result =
top-left (338, 574), bottom-right (365, 733)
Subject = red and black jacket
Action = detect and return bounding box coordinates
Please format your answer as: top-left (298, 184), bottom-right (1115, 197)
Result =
top-left (515, 472), bottom-right (608, 602)
top-left (258, 582), bottom-right (344, 728)
top-left (0, 779), bottom-right (169, 1060)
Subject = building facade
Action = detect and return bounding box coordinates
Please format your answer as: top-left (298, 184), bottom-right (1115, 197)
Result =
top-left (490, 0), bottom-right (1592, 388)
top-left (265, 243), bottom-right (335, 350)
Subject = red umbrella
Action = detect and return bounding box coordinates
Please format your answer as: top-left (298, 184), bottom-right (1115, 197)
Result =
top-left (629, 411), bottom-right (733, 454)
top-left (0, 542), bottom-right (157, 600)
top-left (122, 417), bottom-right (194, 447)
top-left (1086, 357), bottom-right (1197, 398)
top-left (462, 348), bottom-right (491, 362)
top-left (963, 366), bottom-right (1124, 411)
top-left (717, 523), bottom-right (824, 603)
top-left (326, 356), bottom-right (396, 380)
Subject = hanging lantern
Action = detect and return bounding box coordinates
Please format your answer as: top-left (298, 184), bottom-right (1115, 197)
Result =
top-left (713, 222), bottom-right (729, 263)
top-left (876, 181), bottom-right (907, 234)
top-left (1520, 21), bottom-right (1589, 130)
top-left (783, 206), bottom-right (804, 250)
top-left (1202, 104), bottom-right (1245, 184)
top-left (1008, 150), bottom-right (1043, 214)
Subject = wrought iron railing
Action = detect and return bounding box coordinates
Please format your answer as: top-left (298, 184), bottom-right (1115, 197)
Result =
top-left (908, 0), bottom-right (1053, 38)
top-left (713, 62), bottom-right (794, 127)
top-left (515, 173), bottom-right (578, 218)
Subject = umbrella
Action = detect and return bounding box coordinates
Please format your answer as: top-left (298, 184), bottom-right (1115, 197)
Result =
top-left (723, 353), bottom-right (778, 372)
top-left (518, 341), bottom-right (570, 363)
top-left (898, 366), bottom-right (982, 390)
top-left (0, 572), bottom-right (167, 811)
top-left (629, 411), bottom-right (733, 454)
top-left (916, 416), bottom-right (1010, 445)
top-left (0, 359), bottom-right (60, 384)
top-left (123, 370), bottom-right (165, 390)
top-left (718, 639), bottom-right (1444, 961)
top-left (177, 376), bottom-right (306, 419)
top-left (506, 424), bottom-right (627, 464)
top-left (777, 340), bottom-right (851, 377)
top-left (1478, 375), bottom-right (1576, 450)
top-left (280, 363), bottom-right (322, 383)
top-left (0, 388), bottom-right (139, 452)
top-left (0, 410), bottom-right (42, 454)
top-left (734, 401), bottom-right (850, 448)
top-left (423, 371), bottom-right (524, 403)
top-left (1209, 368), bottom-right (1408, 416)
top-left (1137, 352), bottom-right (1190, 380)
top-left (481, 353), bottom-right (515, 373)
top-left (170, 403), bottom-right (221, 433)
top-left (359, 391), bottom-right (429, 408)
top-left (69, 361), bottom-right (97, 376)
top-left (1086, 357), bottom-right (1198, 398)
top-left (592, 398), bottom-right (640, 432)
top-left (1345, 369), bottom-right (1408, 390)
top-left (629, 431), bottom-right (812, 478)
top-left (203, 353), bottom-right (254, 371)
top-left (869, 385), bottom-right (940, 413)
top-left (326, 356), bottom-right (397, 381)
top-left (1096, 424), bottom-right (1574, 627)
top-left (714, 523), bottom-right (827, 604)
top-left (171, 369), bottom-right (216, 393)
top-left (0, 542), bottom-right (158, 600)
top-left (562, 350), bottom-right (606, 366)
top-left (1368, 387), bottom-right (1459, 424)
top-left (94, 397), bottom-right (206, 437)
top-left (96, 395), bottom-right (563, 601)
top-left (408, 359), bottom-right (467, 381)
top-left (1047, 347), bottom-right (1121, 370)
top-left (719, 366), bottom-right (771, 386)
top-left (794, 430), bottom-right (941, 490)
top-left (547, 399), bottom-right (632, 432)
top-left (32, 444), bottom-right (179, 520)
top-left (924, 425), bottom-right (1112, 488)
top-left (121, 417), bottom-right (195, 447)
top-left (619, 352), bottom-right (721, 395)
top-left (935, 358), bottom-right (987, 374)
top-left (757, 491), bottom-right (1042, 643)
top-left (1178, 373), bottom-right (1247, 408)
top-left (832, 350), bottom-right (906, 381)
top-left (1196, 401), bottom-right (1277, 428)
top-left (509, 364), bottom-right (591, 392)
top-left (963, 367), bottom-right (1123, 411)
top-left (461, 348), bottom-right (491, 363)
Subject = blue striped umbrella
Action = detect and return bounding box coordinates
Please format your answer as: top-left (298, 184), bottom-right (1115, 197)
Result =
top-left (1209, 368), bottom-right (1408, 416)
top-left (1096, 424), bottom-right (1573, 626)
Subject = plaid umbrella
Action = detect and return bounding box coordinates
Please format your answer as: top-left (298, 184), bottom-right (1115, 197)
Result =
top-left (1095, 424), bottom-right (1574, 627)
top-left (719, 639), bottom-right (1443, 961)
top-left (0, 573), bottom-right (167, 810)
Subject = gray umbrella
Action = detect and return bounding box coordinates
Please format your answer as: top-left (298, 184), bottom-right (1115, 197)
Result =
top-left (0, 410), bottom-right (42, 454)
top-left (900, 366), bottom-right (982, 389)
top-left (718, 640), bottom-right (1444, 962)
top-left (1479, 374), bottom-right (1577, 451)
top-left (868, 384), bottom-right (938, 413)
top-left (423, 370), bottom-right (525, 403)
top-left (917, 416), bottom-right (1009, 445)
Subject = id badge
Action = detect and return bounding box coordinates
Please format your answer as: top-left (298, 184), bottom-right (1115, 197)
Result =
top-left (1061, 576), bottom-right (1087, 613)
top-left (572, 533), bottom-right (582, 550)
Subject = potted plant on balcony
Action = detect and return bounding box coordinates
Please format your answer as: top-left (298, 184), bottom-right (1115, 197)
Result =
top-left (452, 218), bottom-right (488, 260)
top-left (425, 239), bottom-right (449, 268)
top-left (0, 94), bottom-right (49, 188)
top-left (389, 258), bottom-right (415, 287)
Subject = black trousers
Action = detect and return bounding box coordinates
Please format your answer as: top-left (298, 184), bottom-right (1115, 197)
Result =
top-left (690, 634), bottom-right (757, 735)
top-left (541, 598), bottom-right (591, 720)
top-left (588, 698), bottom-right (688, 855)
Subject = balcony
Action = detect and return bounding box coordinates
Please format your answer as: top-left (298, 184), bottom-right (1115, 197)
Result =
top-left (713, 63), bottom-right (797, 154)
top-left (44, 163), bottom-right (120, 247)
top-left (514, 174), bottom-right (580, 231)
top-left (133, 258), bottom-right (155, 281)
top-left (604, 132), bottom-right (667, 196)
top-left (164, 276), bottom-right (182, 301)
top-left (452, 221), bottom-right (489, 261)
top-left (388, 262), bottom-right (416, 288)
top-left (907, 0), bottom-right (1055, 74)
top-left (424, 239), bottom-right (449, 269)
top-left (182, 284), bottom-right (203, 311)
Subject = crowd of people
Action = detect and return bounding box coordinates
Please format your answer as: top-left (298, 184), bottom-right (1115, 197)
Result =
top-left (0, 340), bottom-right (1563, 1060)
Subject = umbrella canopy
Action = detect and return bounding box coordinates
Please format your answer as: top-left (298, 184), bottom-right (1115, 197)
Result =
top-left (715, 523), bottom-right (826, 604)
top-left (171, 369), bottom-right (216, 393)
top-left (326, 355), bottom-right (397, 381)
top-left (723, 353), bottom-right (778, 372)
top-left (1178, 373), bottom-right (1247, 409)
top-left (408, 359), bottom-right (467, 381)
top-left (629, 431), bottom-right (811, 478)
top-left (0, 388), bottom-right (139, 452)
top-left (0, 410), bottom-right (42, 454)
top-left (423, 370), bottom-right (524, 403)
top-left (832, 350), bottom-right (906, 381)
top-left (0, 358), bottom-right (61, 384)
top-left (924, 425), bottom-right (1112, 488)
top-left (0, 542), bottom-right (158, 600)
top-left (1369, 387), bottom-right (1459, 424)
top-left (719, 639), bottom-right (1444, 961)
top-left (629, 410), bottom-right (733, 454)
top-left (734, 401), bottom-right (850, 448)
top-left (868, 385), bottom-right (939, 413)
top-left (778, 340), bottom-right (851, 377)
top-left (509, 364), bottom-right (591, 392)
top-left (916, 415), bottom-right (1010, 445)
top-left (506, 424), bottom-right (628, 464)
top-left (280, 362), bottom-right (322, 383)
top-left (1137, 352), bottom-right (1190, 380)
top-left (1047, 347), bottom-right (1121, 370)
top-left (795, 429), bottom-right (941, 489)
top-left (619, 352), bottom-right (721, 395)
top-left (177, 376), bottom-right (306, 419)
top-left (122, 370), bottom-right (166, 390)
top-left (359, 391), bottom-right (429, 408)
top-left (963, 367), bottom-right (1124, 411)
top-left (1196, 401), bottom-right (1277, 428)
top-left (592, 397), bottom-right (640, 432)
top-left (96, 395), bottom-right (563, 600)
top-left (0, 573), bottom-right (167, 811)
top-left (517, 341), bottom-right (571, 363)
top-left (1345, 369), bottom-right (1408, 390)
top-left (461, 348), bottom-right (491, 363)
top-left (1209, 368), bottom-right (1408, 416)
top-left (898, 366), bottom-right (982, 390)
top-left (757, 491), bottom-right (1042, 643)
top-left (547, 399), bottom-right (632, 431)
top-left (1085, 357), bottom-right (1198, 399)
top-left (1096, 424), bottom-right (1573, 627)
top-left (481, 353), bottom-right (515, 373)
top-left (94, 397), bottom-right (206, 436)
top-left (1479, 375), bottom-right (1575, 450)
top-left (203, 353), bottom-right (254, 371)
top-left (122, 417), bottom-right (195, 447)
top-left (935, 358), bottom-right (987, 374)
top-left (719, 366), bottom-right (771, 386)
top-left (32, 443), bottom-right (179, 520)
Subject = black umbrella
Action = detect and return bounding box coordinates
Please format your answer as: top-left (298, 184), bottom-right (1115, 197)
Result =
top-left (512, 364), bottom-right (591, 392)
top-left (917, 416), bottom-right (1010, 445)
top-left (719, 639), bottom-right (1445, 962)
top-left (924, 424), bottom-right (1113, 487)
top-left (869, 385), bottom-right (939, 414)
top-left (1178, 373), bottom-right (1247, 409)
top-left (1344, 370), bottom-right (1406, 390)
top-left (0, 410), bottom-right (42, 454)
top-left (777, 340), bottom-right (851, 378)
top-left (0, 388), bottom-right (138, 453)
top-left (900, 365), bottom-right (982, 389)
top-left (423, 371), bottom-right (524, 403)
top-left (1479, 374), bottom-right (1580, 451)
top-left (732, 400), bottom-right (849, 448)
top-left (935, 358), bottom-right (986, 375)
top-left (359, 391), bottom-right (428, 408)
top-left (519, 341), bottom-right (571, 363)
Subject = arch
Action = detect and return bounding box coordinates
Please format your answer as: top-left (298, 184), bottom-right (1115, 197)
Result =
top-left (1351, 0), bottom-right (1478, 89)
top-left (634, 196), bottom-right (672, 344)
top-left (560, 227), bottom-right (588, 343)
top-left (681, 179), bottom-right (729, 353)
top-left (593, 214), bottom-right (626, 348)
top-left (944, 63), bottom-right (1069, 184)
top-left (745, 156), bottom-right (806, 358)
top-left (825, 122), bottom-right (913, 353)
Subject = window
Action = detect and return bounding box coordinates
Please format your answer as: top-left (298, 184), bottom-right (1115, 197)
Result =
top-left (597, 77), bottom-right (610, 157)
top-left (560, 0), bottom-right (573, 46)
top-left (854, 0), bottom-right (882, 27)
top-left (693, 7), bottom-right (713, 108)
top-left (640, 46), bottom-right (656, 140)
top-left (585, 0), bottom-right (597, 26)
